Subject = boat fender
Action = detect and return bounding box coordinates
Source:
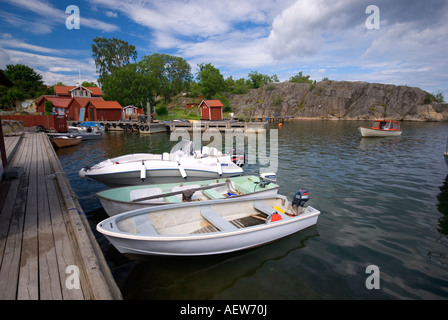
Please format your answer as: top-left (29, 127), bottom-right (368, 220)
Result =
top-left (217, 163), bottom-right (222, 176)
top-left (226, 192), bottom-right (237, 197)
top-left (178, 165), bottom-right (187, 179)
top-left (140, 161), bottom-right (146, 181)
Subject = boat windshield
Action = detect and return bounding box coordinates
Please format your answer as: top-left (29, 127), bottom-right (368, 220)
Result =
top-left (372, 121), bottom-right (380, 128)
top-left (170, 140), bottom-right (194, 155)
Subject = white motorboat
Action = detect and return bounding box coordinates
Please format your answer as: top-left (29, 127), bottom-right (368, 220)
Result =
top-left (97, 174), bottom-right (279, 216)
top-left (79, 140), bottom-right (244, 187)
top-left (97, 189), bottom-right (320, 257)
top-left (358, 120), bottom-right (402, 137)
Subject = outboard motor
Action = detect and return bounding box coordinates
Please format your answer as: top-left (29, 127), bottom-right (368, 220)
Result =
top-left (292, 188), bottom-right (309, 208)
top-left (258, 173), bottom-right (277, 188)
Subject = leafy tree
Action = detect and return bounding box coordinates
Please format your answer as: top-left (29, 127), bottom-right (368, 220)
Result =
top-left (248, 71), bottom-right (279, 89)
top-left (139, 53), bottom-right (192, 102)
top-left (289, 71), bottom-right (314, 84)
top-left (81, 81), bottom-right (98, 87)
top-left (91, 37), bottom-right (137, 85)
top-left (196, 63), bottom-right (225, 99)
top-left (101, 63), bottom-right (155, 107)
top-left (44, 100), bottom-right (54, 115)
top-left (0, 64), bottom-right (48, 109)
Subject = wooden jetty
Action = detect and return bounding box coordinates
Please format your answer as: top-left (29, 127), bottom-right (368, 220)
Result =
top-left (68, 120), bottom-right (267, 134)
top-left (0, 132), bottom-right (122, 300)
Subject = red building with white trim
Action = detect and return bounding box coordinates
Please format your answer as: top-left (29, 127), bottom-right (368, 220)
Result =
top-left (198, 100), bottom-right (224, 121)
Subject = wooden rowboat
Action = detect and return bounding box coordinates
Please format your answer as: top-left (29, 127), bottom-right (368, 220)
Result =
top-left (51, 135), bottom-right (82, 148)
top-left (97, 174), bottom-right (280, 216)
top-left (97, 191), bottom-right (320, 257)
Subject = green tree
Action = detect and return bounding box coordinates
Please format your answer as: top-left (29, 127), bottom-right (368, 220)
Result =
top-left (196, 63), bottom-right (225, 99)
top-left (81, 81), bottom-right (98, 87)
top-left (101, 63), bottom-right (155, 107)
top-left (91, 37), bottom-right (137, 85)
top-left (0, 64), bottom-right (48, 109)
top-left (289, 71), bottom-right (314, 84)
top-left (248, 71), bottom-right (279, 89)
top-left (139, 53), bottom-right (192, 102)
top-left (44, 100), bottom-right (54, 115)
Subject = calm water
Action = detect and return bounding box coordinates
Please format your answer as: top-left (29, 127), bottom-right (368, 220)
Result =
top-left (56, 120), bottom-right (448, 300)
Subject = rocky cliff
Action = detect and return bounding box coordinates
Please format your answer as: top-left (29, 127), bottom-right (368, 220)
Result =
top-left (226, 81), bottom-right (448, 121)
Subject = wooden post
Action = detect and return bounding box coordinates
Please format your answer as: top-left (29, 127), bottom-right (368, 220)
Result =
top-left (0, 115), bottom-right (7, 170)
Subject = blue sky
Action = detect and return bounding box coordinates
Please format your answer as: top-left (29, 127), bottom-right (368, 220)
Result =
top-left (1, 0), bottom-right (447, 98)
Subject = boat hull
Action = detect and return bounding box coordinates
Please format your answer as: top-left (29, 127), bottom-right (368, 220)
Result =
top-left (97, 196), bottom-right (321, 257)
top-left (79, 152), bottom-right (244, 187)
top-left (51, 137), bottom-right (82, 148)
top-left (358, 126), bottom-right (402, 137)
top-left (97, 175), bottom-right (279, 216)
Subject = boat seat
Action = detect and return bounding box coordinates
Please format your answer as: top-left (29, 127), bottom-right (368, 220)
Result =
top-left (253, 200), bottom-right (290, 220)
top-left (133, 214), bottom-right (159, 235)
top-left (203, 189), bottom-right (226, 200)
top-left (200, 205), bottom-right (238, 232)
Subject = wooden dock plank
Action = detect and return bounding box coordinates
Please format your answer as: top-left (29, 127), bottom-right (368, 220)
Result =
top-left (0, 132), bottom-right (121, 300)
top-left (18, 133), bottom-right (40, 299)
top-left (37, 133), bottom-right (65, 300)
top-left (0, 133), bottom-right (31, 299)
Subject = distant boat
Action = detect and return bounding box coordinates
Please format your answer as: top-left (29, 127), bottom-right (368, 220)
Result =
top-left (51, 135), bottom-right (82, 149)
top-left (47, 131), bottom-right (102, 141)
top-left (97, 190), bottom-right (320, 257)
top-left (97, 174), bottom-right (280, 216)
top-left (358, 120), bottom-right (402, 137)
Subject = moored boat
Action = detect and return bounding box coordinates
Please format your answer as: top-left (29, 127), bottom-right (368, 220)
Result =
top-left (79, 140), bottom-right (244, 187)
top-left (97, 189), bottom-right (320, 257)
top-left (358, 120), bottom-right (402, 137)
top-left (51, 135), bottom-right (82, 148)
top-left (97, 174), bottom-right (279, 216)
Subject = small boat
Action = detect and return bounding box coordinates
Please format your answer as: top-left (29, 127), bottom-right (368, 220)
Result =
top-left (358, 120), bottom-right (402, 137)
top-left (97, 189), bottom-right (320, 257)
top-left (51, 135), bottom-right (82, 148)
top-left (97, 174), bottom-right (279, 216)
top-left (48, 131), bottom-right (102, 141)
top-left (79, 140), bottom-right (244, 187)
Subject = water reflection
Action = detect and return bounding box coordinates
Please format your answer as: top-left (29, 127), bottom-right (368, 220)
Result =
top-left (437, 175), bottom-right (448, 236)
top-left (114, 226), bottom-right (320, 300)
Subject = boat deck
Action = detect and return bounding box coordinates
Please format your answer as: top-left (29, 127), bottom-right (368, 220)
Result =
top-left (0, 133), bottom-right (121, 300)
top-left (192, 214), bottom-right (266, 234)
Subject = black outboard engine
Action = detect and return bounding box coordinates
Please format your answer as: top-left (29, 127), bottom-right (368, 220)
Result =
top-left (292, 188), bottom-right (309, 208)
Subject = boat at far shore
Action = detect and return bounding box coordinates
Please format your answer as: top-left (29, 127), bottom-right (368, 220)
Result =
top-left (358, 120), bottom-right (402, 137)
top-left (97, 174), bottom-right (279, 216)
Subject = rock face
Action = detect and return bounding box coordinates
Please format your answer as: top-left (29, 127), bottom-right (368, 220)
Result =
top-left (227, 81), bottom-right (447, 121)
